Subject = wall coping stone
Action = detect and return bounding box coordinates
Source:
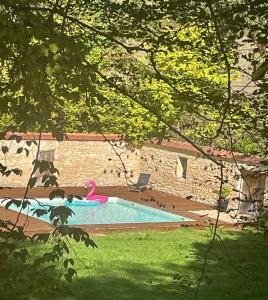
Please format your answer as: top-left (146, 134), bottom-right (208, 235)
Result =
top-left (3, 132), bottom-right (265, 165)
top-left (145, 139), bottom-right (264, 165)
top-left (4, 132), bottom-right (123, 142)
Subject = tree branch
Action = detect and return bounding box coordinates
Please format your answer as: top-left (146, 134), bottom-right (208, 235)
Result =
top-left (91, 65), bottom-right (223, 166)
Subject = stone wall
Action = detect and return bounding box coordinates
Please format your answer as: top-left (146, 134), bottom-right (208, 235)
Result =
top-left (0, 133), bottom-right (265, 207)
top-left (140, 144), bottom-right (240, 205)
top-left (0, 138), bottom-right (140, 187)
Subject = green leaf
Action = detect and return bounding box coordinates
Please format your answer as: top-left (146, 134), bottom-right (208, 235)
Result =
top-left (52, 217), bottom-right (60, 226)
top-left (28, 177), bottom-right (37, 188)
top-left (16, 147), bottom-right (23, 154)
top-left (67, 194), bottom-right (73, 203)
top-left (44, 179), bottom-right (51, 188)
top-left (15, 136), bottom-right (22, 143)
top-left (39, 160), bottom-right (49, 173)
top-left (64, 268), bottom-right (77, 282)
top-left (40, 46), bottom-right (49, 57)
top-left (64, 274), bottom-right (72, 282)
top-left (45, 65), bottom-right (53, 76)
top-left (53, 53), bottom-right (61, 61)
top-left (53, 63), bottom-right (62, 73)
top-left (24, 148), bottom-right (29, 157)
top-left (12, 168), bottom-right (22, 176)
top-left (4, 199), bottom-right (22, 209)
top-left (44, 265), bottom-right (56, 272)
top-left (49, 189), bottom-right (65, 200)
top-left (31, 233), bottom-right (50, 243)
top-left (5, 200), bottom-right (13, 210)
top-left (42, 174), bottom-right (49, 183)
top-left (84, 238), bottom-right (98, 248)
top-left (64, 259), bottom-right (69, 269)
top-left (13, 249), bottom-right (28, 262)
top-left (73, 233), bottom-right (80, 242)
top-left (49, 43), bottom-right (58, 54)
top-left (22, 200), bottom-right (30, 209)
top-left (1, 146), bottom-right (9, 154)
top-left (62, 241), bottom-right (69, 254)
top-left (33, 208), bottom-right (48, 217)
top-left (4, 170), bottom-right (11, 177)
top-left (0, 163), bottom-right (7, 174)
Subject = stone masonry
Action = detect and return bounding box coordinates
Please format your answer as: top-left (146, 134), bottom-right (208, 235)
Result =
top-left (139, 144), bottom-right (240, 206)
top-left (0, 134), bottom-right (140, 188)
top-left (0, 133), bottom-right (265, 207)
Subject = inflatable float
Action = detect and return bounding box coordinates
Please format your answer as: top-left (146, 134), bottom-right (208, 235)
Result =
top-left (85, 180), bottom-right (108, 204)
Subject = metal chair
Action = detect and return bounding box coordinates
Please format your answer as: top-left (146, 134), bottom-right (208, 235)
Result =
top-left (128, 173), bottom-right (151, 193)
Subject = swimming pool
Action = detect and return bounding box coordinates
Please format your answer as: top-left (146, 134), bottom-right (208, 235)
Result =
top-left (1, 197), bottom-right (194, 225)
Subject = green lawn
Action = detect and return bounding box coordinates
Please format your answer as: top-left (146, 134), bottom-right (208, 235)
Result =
top-left (1, 228), bottom-right (268, 300)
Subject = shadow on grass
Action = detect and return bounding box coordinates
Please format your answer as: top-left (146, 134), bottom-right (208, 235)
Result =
top-left (70, 230), bottom-right (268, 300)
top-left (0, 241), bottom-right (70, 300)
top-left (1, 230), bottom-right (268, 300)
top-left (0, 259), bottom-right (66, 300)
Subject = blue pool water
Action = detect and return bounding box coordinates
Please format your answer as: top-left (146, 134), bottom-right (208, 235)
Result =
top-left (1, 197), bottom-right (194, 225)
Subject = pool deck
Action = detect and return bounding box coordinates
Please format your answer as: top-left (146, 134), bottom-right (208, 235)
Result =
top-left (0, 186), bottom-right (229, 234)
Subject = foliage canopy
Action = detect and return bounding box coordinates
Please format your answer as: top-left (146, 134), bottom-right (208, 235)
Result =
top-left (0, 0), bottom-right (268, 297)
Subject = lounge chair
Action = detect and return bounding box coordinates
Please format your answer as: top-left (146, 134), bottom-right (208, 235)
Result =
top-left (128, 173), bottom-right (151, 193)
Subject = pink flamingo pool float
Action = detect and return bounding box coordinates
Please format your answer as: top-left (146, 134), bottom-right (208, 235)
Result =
top-left (85, 180), bottom-right (108, 204)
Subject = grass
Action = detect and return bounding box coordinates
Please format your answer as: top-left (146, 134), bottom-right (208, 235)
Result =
top-left (1, 228), bottom-right (268, 300)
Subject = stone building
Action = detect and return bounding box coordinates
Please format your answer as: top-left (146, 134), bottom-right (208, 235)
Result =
top-left (0, 132), bottom-right (267, 214)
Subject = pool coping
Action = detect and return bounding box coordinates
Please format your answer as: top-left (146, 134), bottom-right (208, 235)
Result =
top-left (0, 197), bottom-right (195, 225)
top-left (0, 202), bottom-right (229, 235)
top-left (0, 186), bottom-right (236, 234)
